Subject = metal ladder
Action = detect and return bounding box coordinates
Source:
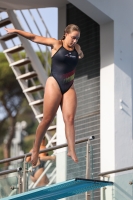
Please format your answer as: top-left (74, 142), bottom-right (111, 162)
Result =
top-left (0, 9), bottom-right (57, 147)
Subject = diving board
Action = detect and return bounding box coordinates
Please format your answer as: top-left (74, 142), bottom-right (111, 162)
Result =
top-left (2, 178), bottom-right (113, 200)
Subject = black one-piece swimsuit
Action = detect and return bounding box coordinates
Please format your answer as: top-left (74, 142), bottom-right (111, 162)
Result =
top-left (50, 43), bottom-right (79, 94)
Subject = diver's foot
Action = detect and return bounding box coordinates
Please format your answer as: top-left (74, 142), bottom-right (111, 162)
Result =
top-left (68, 151), bottom-right (78, 163)
top-left (68, 152), bottom-right (71, 157)
top-left (31, 150), bottom-right (39, 166)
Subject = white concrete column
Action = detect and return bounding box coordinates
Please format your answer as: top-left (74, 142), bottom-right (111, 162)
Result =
top-left (100, 21), bottom-right (115, 173)
top-left (56, 107), bottom-right (67, 183)
top-left (100, 20), bottom-right (115, 200)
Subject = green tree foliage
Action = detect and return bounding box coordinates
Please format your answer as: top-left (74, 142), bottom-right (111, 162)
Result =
top-left (0, 52), bottom-right (24, 134)
top-left (0, 52), bottom-right (25, 164)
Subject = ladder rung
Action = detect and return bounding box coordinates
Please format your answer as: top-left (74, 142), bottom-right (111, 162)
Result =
top-left (0, 33), bottom-right (18, 41)
top-left (0, 18), bottom-right (11, 28)
top-left (47, 125), bottom-right (56, 131)
top-left (36, 113), bottom-right (43, 119)
top-left (10, 58), bottom-right (31, 67)
top-left (3, 45), bottom-right (24, 53)
top-left (29, 99), bottom-right (44, 106)
top-left (17, 71), bottom-right (37, 80)
top-left (23, 85), bottom-right (44, 93)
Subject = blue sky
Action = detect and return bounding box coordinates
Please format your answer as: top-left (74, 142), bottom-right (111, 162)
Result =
top-left (38, 7), bottom-right (58, 39)
top-left (0, 7), bottom-right (58, 51)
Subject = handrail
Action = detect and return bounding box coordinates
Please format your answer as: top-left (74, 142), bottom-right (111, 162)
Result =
top-left (0, 136), bottom-right (95, 164)
top-left (99, 165), bottom-right (133, 177)
top-left (0, 167), bottom-right (22, 176)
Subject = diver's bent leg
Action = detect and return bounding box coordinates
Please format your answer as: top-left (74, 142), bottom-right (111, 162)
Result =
top-left (31, 77), bottom-right (62, 166)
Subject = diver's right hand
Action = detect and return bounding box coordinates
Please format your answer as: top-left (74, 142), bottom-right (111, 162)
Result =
top-left (4, 27), bottom-right (16, 34)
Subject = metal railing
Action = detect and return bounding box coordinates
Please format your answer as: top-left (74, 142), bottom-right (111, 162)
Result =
top-left (0, 136), bottom-right (94, 165)
top-left (99, 165), bottom-right (133, 177)
top-left (0, 136), bottom-right (95, 200)
top-left (99, 164), bottom-right (133, 200)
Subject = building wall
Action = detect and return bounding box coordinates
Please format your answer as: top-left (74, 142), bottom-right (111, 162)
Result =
top-left (66, 3), bottom-right (100, 200)
top-left (69, 0), bottom-right (133, 170)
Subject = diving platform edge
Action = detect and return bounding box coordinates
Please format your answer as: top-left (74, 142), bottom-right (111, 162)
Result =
top-left (2, 178), bottom-right (113, 200)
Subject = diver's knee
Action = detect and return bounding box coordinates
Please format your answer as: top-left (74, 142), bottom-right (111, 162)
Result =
top-left (41, 116), bottom-right (52, 126)
top-left (64, 115), bottom-right (74, 125)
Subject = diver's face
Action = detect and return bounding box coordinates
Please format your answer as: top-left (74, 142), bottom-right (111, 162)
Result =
top-left (65, 31), bottom-right (80, 47)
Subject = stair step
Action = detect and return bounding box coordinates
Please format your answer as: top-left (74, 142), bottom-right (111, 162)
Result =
top-left (23, 85), bottom-right (44, 93)
top-left (0, 33), bottom-right (18, 41)
top-left (17, 71), bottom-right (37, 80)
top-left (29, 99), bottom-right (44, 106)
top-left (0, 18), bottom-right (11, 28)
top-left (10, 58), bottom-right (31, 67)
top-left (36, 113), bottom-right (43, 119)
top-left (4, 45), bottom-right (24, 53)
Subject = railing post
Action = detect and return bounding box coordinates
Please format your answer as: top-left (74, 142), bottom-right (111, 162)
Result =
top-left (22, 157), bottom-right (28, 192)
top-left (86, 139), bottom-right (91, 200)
top-left (17, 167), bottom-right (23, 193)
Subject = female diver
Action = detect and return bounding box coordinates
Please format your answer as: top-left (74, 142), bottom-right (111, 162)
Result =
top-left (5, 24), bottom-right (84, 165)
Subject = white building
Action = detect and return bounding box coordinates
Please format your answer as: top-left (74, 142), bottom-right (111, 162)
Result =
top-left (0, 0), bottom-right (133, 199)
